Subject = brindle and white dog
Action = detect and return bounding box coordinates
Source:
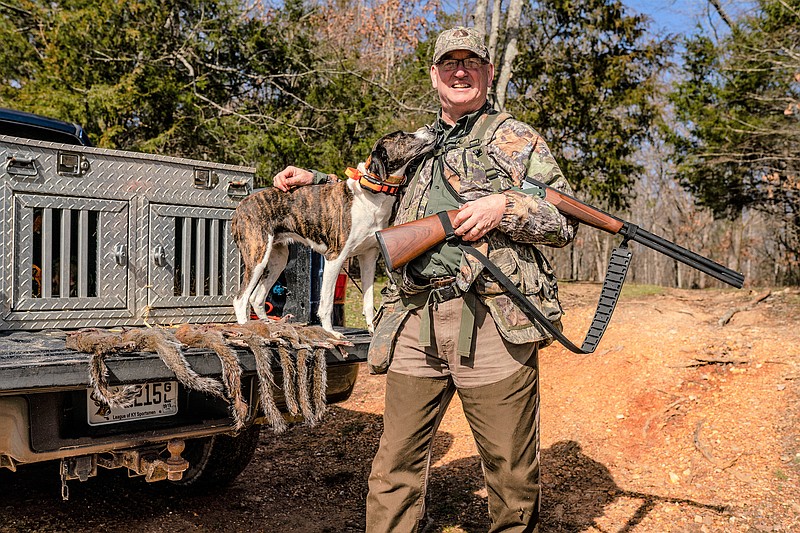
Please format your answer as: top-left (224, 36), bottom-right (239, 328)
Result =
top-left (232, 127), bottom-right (435, 333)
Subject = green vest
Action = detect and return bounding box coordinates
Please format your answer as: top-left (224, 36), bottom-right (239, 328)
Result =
top-left (401, 108), bottom-right (515, 356)
top-left (408, 168), bottom-right (463, 279)
top-left (406, 107), bottom-right (513, 281)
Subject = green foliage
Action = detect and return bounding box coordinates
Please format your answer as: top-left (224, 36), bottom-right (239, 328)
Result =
top-left (0, 0), bottom-right (678, 212)
top-left (667, 34), bottom-right (752, 215)
top-left (0, 0), bottom-right (247, 156)
top-left (668, 0), bottom-right (800, 277)
top-left (508, 0), bottom-right (673, 210)
top-left (0, 0), bottom-right (429, 184)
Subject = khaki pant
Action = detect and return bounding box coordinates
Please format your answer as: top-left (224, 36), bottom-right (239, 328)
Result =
top-left (366, 364), bottom-right (541, 532)
top-left (389, 296), bottom-right (535, 388)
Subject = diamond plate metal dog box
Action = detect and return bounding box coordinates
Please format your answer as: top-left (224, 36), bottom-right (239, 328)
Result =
top-left (0, 134), bottom-right (254, 329)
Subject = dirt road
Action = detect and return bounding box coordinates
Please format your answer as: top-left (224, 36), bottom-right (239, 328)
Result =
top-left (1, 284), bottom-right (798, 532)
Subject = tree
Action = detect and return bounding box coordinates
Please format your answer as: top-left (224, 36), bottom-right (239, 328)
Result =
top-left (307, 0), bottom-right (436, 85)
top-left (669, 0), bottom-right (800, 283)
top-left (0, 0), bottom-right (258, 157)
top-left (472, 0), bottom-right (523, 110)
top-left (0, 0), bottom-right (434, 184)
top-left (245, 0), bottom-right (437, 179)
top-left (507, 0), bottom-right (673, 210)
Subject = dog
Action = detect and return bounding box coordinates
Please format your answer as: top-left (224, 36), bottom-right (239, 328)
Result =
top-left (232, 126), bottom-right (436, 333)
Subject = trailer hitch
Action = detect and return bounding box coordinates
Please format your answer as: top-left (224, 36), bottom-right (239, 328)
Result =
top-left (103, 439), bottom-right (190, 483)
top-left (59, 439), bottom-right (190, 500)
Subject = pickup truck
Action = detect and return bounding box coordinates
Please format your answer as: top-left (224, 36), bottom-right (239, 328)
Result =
top-left (0, 107), bottom-right (369, 498)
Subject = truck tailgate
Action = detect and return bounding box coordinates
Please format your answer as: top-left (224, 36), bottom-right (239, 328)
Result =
top-left (0, 328), bottom-right (370, 392)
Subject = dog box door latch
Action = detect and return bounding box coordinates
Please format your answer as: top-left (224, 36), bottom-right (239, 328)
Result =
top-left (193, 168), bottom-right (219, 189)
top-left (57, 151), bottom-right (90, 177)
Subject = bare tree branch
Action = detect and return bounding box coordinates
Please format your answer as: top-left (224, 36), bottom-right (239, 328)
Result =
top-left (708, 0), bottom-right (734, 29)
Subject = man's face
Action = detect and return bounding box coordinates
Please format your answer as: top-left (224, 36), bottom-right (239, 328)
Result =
top-left (431, 50), bottom-right (494, 125)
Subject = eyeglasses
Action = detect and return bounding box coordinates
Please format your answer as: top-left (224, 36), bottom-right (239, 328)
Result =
top-left (436, 57), bottom-right (487, 72)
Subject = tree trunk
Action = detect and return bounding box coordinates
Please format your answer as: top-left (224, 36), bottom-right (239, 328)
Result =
top-left (592, 233), bottom-right (609, 282)
top-left (495, 0), bottom-right (522, 111)
top-left (488, 0), bottom-right (503, 65)
top-left (570, 242), bottom-right (578, 280)
top-left (473, 0), bottom-right (488, 36)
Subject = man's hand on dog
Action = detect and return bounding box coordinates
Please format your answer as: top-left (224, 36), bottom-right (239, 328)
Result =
top-left (453, 193), bottom-right (506, 241)
top-left (273, 166), bottom-right (314, 192)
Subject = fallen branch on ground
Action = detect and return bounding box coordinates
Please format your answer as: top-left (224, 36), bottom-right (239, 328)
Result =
top-left (718, 290), bottom-right (771, 326)
top-left (693, 419), bottom-right (745, 473)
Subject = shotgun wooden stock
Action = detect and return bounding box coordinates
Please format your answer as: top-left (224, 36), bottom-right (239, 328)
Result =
top-left (376, 210), bottom-right (458, 271)
top-left (375, 180), bottom-right (745, 288)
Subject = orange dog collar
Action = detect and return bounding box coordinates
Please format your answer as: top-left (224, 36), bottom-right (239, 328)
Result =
top-left (345, 156), bottom-right (405, 195)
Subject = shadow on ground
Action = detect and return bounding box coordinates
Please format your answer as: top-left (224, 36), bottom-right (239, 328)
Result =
top-left (0, 408), bottom-right (727, 533)
top-left (538, 440), bottom-right (727, 533)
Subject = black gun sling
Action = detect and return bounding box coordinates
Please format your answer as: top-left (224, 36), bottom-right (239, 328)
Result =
top-left (436, 211), bottom-right (631, 354)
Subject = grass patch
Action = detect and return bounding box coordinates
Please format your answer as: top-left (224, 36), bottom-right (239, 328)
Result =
top-left (343, 274), bottom-right (389, 330)
top-left (620, 283), bottom-right (665, 298)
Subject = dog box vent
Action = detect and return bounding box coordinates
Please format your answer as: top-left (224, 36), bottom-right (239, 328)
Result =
top-left (31, 207), bottom-right (99, 299)
top-left (173, 216), bottom-right (227, 297)
top-left (14, 196), bottom-right (128, 314)
top-left (147, 204), bottom-right (239, 311)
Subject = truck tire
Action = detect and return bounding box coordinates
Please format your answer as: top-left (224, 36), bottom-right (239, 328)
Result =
top-left (172, 425), bottom-right (261, 490)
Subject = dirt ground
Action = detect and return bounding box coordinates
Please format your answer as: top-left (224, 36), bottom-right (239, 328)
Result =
top-left (1, 283), bottom-right (799, 532)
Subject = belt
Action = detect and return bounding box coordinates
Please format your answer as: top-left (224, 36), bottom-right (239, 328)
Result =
top-left (428, 275), bottom-right (456, 288)
top-left (407, 273), bottom-right (456, 289)
top-left (407, 273), bottom-right (473, 357)
top-left (408, 274), bottom-right (460, 303)
top-left (430, 280), bottom-right (460, 303)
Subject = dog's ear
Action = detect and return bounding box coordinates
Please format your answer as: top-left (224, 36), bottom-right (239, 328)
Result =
top-left (368, 144), bottom-right (389, 180)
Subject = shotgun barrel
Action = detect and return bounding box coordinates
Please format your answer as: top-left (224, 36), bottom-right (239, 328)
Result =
top-left (376, 181), bottom-right (745, 289)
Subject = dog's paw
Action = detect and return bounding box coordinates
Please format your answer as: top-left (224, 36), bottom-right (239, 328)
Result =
top-left (324, 328), bottom-right (345, 339)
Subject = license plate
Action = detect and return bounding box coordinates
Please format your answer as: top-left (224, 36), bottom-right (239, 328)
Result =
top-left (87, 380), bottom-right (178, 426)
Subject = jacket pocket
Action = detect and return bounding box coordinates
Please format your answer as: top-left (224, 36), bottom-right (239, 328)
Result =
top-left (367, 289), bottom-right (409, 375)
top-left (474, 243), bottom-right (564, 345)
top-left (473, 244), bottom-right (543, 297)
top-left (533, 250), bottom-right (562, 322)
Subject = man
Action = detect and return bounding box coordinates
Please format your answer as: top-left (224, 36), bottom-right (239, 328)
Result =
top-left (274, 26), bottom-right (576, 533)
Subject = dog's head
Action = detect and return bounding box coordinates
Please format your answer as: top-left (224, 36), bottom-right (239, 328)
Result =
top-left (356, 126), bottom-right (436, 194)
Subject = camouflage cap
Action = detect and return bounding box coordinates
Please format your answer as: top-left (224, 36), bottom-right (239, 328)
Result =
top-left (433, 26), bottom-right (490, 64)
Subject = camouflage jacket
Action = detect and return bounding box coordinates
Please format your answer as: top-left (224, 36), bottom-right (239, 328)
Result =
top-left (368, 107), bottom-right (577, 372)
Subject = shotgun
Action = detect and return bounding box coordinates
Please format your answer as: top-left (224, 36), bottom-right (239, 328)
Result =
top-left (376, 179), bottom-right (744, 289)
